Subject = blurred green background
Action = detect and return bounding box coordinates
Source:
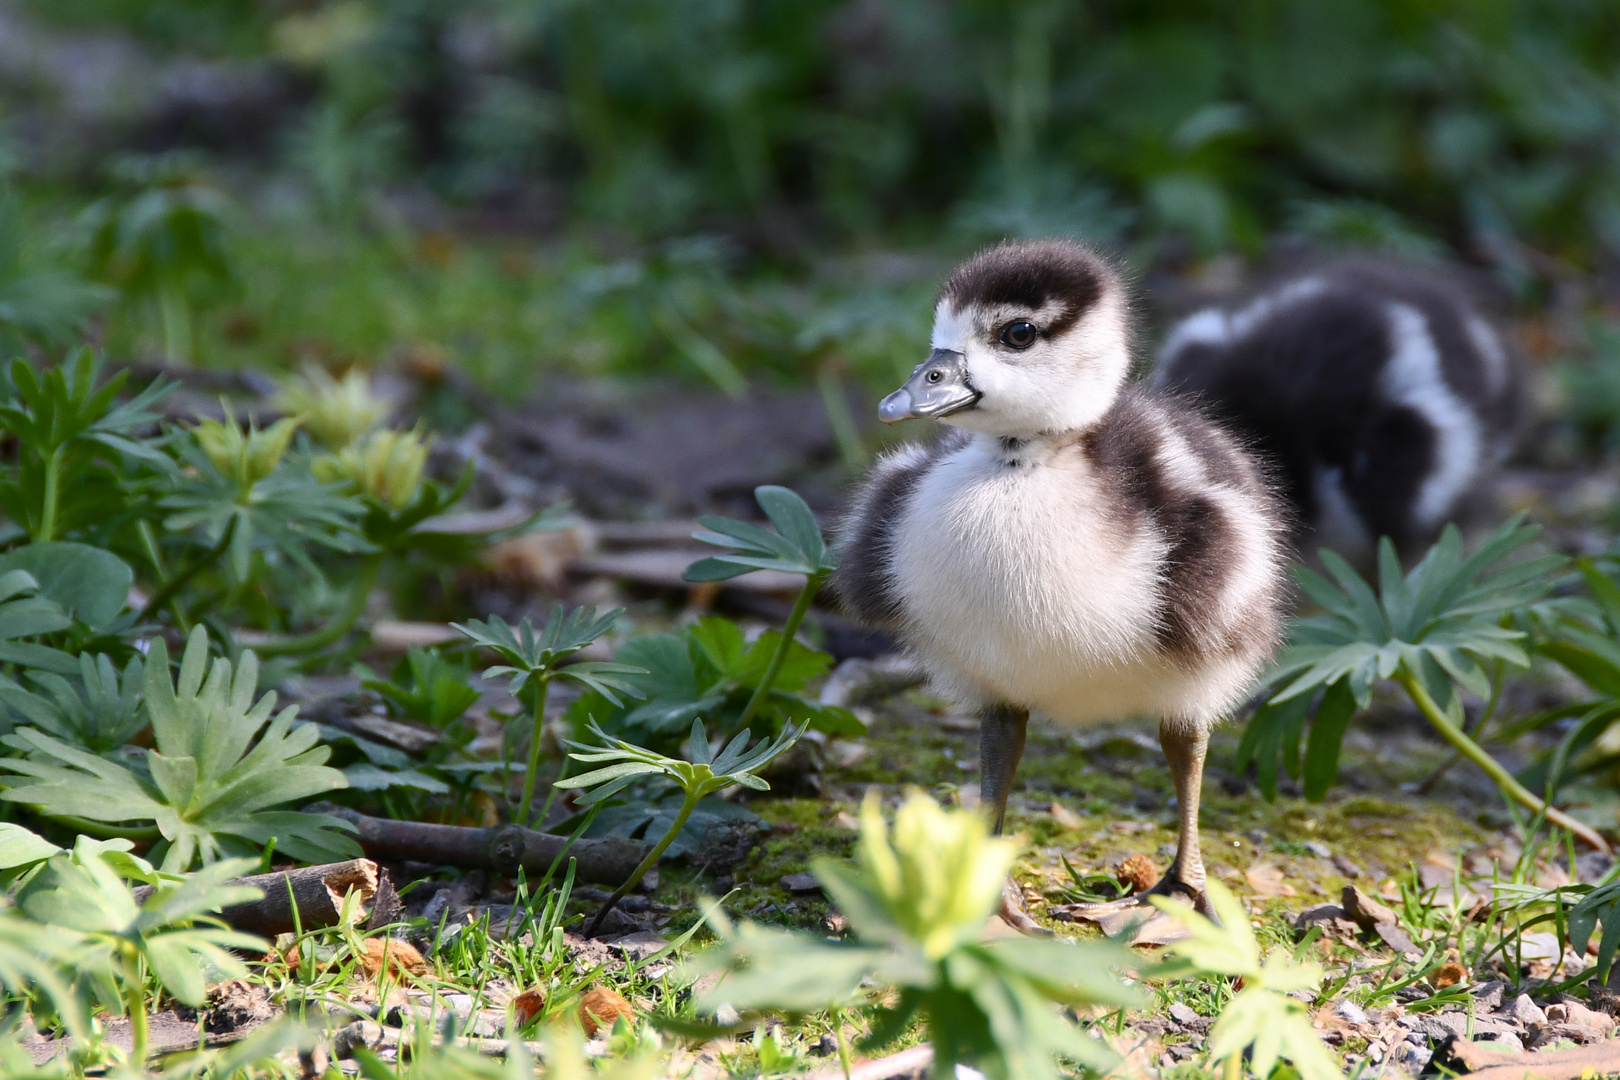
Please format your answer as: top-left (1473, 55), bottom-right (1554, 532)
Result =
top-left (1, 0), bottom-right (1619, 404)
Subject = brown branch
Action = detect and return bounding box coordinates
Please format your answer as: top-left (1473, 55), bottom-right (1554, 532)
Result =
top-left (132, 859), bottom-right (383, 937)
top-left (320, 806), bottom-right (650, 887)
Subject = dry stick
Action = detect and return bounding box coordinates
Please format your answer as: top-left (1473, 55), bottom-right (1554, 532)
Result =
top-left (131, 859), bottom-right (381, 936)
top-left (320, 806), bottom-right (649, 887)
top-left (1397, 670), bottom-right (1611, 853)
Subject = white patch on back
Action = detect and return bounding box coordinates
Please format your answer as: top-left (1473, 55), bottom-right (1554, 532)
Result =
top-left (1466, 316), bottom-right (1508, 394)
top-left (1382, 303), bottom-right (1482, 530)
top-left (1156, 278), bottom-right (1328, 379)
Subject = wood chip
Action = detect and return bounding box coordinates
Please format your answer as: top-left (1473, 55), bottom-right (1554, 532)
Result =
top-left (1441, 1034), bottom-right (1620, 1079)
top-left (1341, 885), bottom-right (1399, 931)
top-left (1049, 802), bottom-right (1084, 830)
top-left (1245, 863), bottom-right (1296, 897)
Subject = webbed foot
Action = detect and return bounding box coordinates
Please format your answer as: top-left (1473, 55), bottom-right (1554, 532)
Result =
top-left (992, 878), bottom-right (1053, 938)
top-left (1050, 870), bottom-right (1213, 944)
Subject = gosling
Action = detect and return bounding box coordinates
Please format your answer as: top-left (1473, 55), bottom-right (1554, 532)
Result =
top-left (832, 239), bottom-right (1290, 925)
top-left (1154, 259), bottom-right (1524, 564)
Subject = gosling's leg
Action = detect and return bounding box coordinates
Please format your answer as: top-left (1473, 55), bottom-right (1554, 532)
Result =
top-left (1157, 719), bottom-right (1214, 918)
top-left (979, 703), bottom-right (1044, 934)
top-left (1058, 720), bottom-right (1217, 921)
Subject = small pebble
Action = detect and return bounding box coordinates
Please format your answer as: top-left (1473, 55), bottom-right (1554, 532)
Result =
top-left (1335, 1000), bottom-right (1369, 1026)
top-left (1304, 841), bottom-right (1332, 859)
top-left (1167, 1002), bottom-right (1200, 1028)
top-left (1505, 993), bottom-right (1547, 1028)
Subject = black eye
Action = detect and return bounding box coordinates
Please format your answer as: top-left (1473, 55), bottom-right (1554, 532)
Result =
top-left (927, 370), bottom-right (942, 382)
top-left (999, 321), bottom-right (1039, 349)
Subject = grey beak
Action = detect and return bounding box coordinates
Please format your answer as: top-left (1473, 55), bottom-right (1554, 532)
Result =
top-left (878, 349), bottom-right (981, 424)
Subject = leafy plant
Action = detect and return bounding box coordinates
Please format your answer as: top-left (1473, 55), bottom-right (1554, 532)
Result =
top-left (0, 651), bottom-right (145, 753)
top-left (1235, 517), bottom-right (1603, 847)
top-left (79, 156), bottom-right (235, 363)
top-left (364, 646), bottom-right (482, 732)
top-left (559, 717), bottom-right (806, 937)
top-left (0, 568), bottom-right (75, 676)
top-left (1151, 881), bottom-right (1343, 1080)
top-left (683, 485), bottom-right (840, 734)
top-left (0, 626), bottom-right (357, 871)
top-left (18, 837), bottom-right (265, 1063)
top-left (454, 606), bottom-right (647, 826)
top-left (159, 405), bottom-right (366, 589)
top-left (690, 789), bottom-right (1142, 1080)
top-left (0, 349), bottom-right (173, 543)
top-left (568, 614), bottom-right (860, 751)
top-left (0, 189), bottom-right (110, 352)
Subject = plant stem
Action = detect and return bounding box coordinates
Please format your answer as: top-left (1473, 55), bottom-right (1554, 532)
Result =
top-left (518, 676), bottom-right (551, 828)
top-left (252, 554), bottom-right (383, 657)
top-left (1397, 670), bottom-right (1611, 853)
top-left (585, 787), bottom-right (702, 937)
top-left (123, 951), bottom-right (149, 1063)
top-left (159, 283), bottom-right (191, 364)
top-left (140, 516), bottom-right (237, 620)
top-left (38, 444), bottom-right (63, 541)
top-left (831, 1005), bottom-right (853, 1080)
top-left (733, 571), bottom-right (824, 733)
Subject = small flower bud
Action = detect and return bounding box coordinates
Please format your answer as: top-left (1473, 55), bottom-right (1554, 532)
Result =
top-left (317, 426), bottom-right (431, 510)
top-left (194, 406), bottom-right (300, 488)
top-left (275, 365), bottom-right (388, 449)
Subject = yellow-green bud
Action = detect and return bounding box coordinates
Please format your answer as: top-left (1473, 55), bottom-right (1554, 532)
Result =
top-left (194, 407), bottom-right (301, 488)
top-left (317, 426), bottom-right (431, 510)
top-left (275, 365), bottom-right (387, 450)
top-left (846, 789), bottom-right (1018, 960)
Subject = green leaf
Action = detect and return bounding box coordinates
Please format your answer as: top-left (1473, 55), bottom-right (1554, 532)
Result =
top-left (0, 822), bottom-right (61, 869)
top-left (0, 542), bottom-right (132, 630)
top-left (1301, 680), bottom-right (1356, 801)
top-left (1, 626), bottom-right (354, 871)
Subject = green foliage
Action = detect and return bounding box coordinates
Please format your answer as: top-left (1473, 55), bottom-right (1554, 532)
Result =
top-left (0, 191), bottom-right (110, 353)
top-left (681, 485), bottom-right (842, 738)
top-left (16, 836), bottom-right (265, 1061)
top-left (0, 651), bottom-right (145, 753)
top-left (0, 626), bottom-right (357, 871)
top-left (456, 606), bottom-right (646, 826)
top-left (684, 485), bottom-right (837, 584)
top-left (569, 615), bottom-right (861, 750)
top-left (163, 408), bottom-right (367, 582)
top-left (1151, 881), bottom-right (1343, 1080)
top-left (78, 156), bottom-right (235, 362)
top-left (560, 717), bottom-right (805, 935)
top-left (0, 569), bottom-right (75, 675)
top-left (0, 542), bottom-right (135, 633)
top-left (364, 646), bottom-right (481, 732)
top-left (0, 349), bottom-right (174, 544)
top-left (693, 790), bottom-right (1142, 1080)
top-left (1240, 517), bottom-right (1561, 801)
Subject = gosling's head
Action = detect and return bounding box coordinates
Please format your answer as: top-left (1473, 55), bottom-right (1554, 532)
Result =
top-left (879, 239), bottom-right (1130, 438)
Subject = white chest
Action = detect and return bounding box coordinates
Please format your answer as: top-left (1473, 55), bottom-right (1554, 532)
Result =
top-left (889, 440), bottom-right (1169, 712)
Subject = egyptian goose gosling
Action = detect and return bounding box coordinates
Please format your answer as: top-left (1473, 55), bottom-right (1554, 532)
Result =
top-left (832, 239), bottom-right (1290, 923)
top-left (1154, 259), bottom-right (1524, 564)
